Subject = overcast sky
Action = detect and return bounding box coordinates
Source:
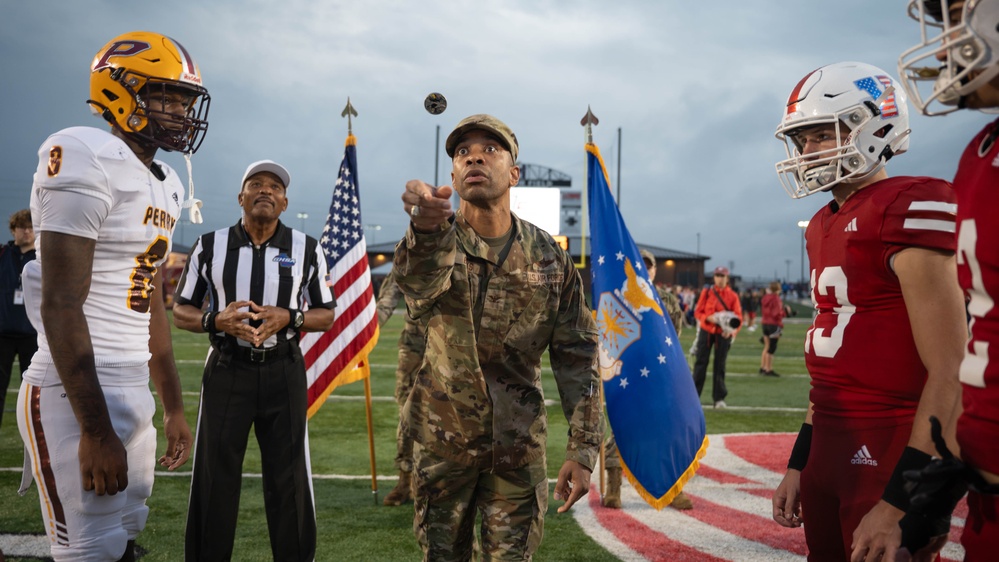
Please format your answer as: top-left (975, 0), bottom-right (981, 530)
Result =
top-left (0, 1), bottom-right (987, 283)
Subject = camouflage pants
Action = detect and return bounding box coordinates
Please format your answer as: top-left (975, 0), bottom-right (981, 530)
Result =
top-left (394, 345), bottom-right (422, 473)
top-left (413, 449), bottom-right (547, 562)
top-left (603, 429), bottom-right (621, 470)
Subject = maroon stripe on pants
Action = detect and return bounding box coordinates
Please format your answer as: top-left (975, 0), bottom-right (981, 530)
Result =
top-left (29, 385), bottom-right (69, 546)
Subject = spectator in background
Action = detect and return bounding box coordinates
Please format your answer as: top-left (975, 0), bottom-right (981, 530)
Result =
top-left (693, 266), bottom-right (742, 409)
top-left (741, 288), bottom-right (760, 332)
top-left (0, 209), bottom-right (37, 429)
top-left (759, 281), bottom-right (792, 377)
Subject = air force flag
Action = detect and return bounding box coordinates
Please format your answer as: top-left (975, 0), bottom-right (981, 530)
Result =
top-left (586, 142), bottom-right (708, 509)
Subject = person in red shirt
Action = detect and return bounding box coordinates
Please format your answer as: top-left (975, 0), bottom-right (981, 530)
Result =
top-left (692, 266), bottom-right (742, 409)
top-left (758, 281), bottom-right (790, 377)
top-left (769, 61), bottom-right (967, 562)
top-left (897, 2), bottom-right (999, 560)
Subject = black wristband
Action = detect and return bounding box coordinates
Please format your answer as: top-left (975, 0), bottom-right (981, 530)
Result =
top-left (883, 446), bottom-right (933, 510)
top-left (787, 423), bottom-right (812, 471)
top-left (201, 311), bottom-right (219, 336)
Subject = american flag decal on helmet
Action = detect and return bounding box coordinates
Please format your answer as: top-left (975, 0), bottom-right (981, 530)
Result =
top-left (854, 75), bottom-right (899, 118)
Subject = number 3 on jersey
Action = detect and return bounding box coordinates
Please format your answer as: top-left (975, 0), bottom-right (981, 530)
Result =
top-left (805, 266), bottom-right (856, 358)
top-left (129, 236), bottom-right (169, 313)
top-left (958, 219), bottom-right (993, 388)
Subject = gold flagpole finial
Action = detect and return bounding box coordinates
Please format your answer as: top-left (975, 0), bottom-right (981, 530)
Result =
top-left (580, 105), bottom-right (599, 144)
top-left (341, 97), bottom-right (359, 135)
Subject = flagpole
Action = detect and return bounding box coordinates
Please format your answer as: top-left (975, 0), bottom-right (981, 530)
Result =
top-left (598, 379), bottom-right (606, 498)
top-left (579, 106), bottom-right (598, 270)
top-left (434, 125), bottom-right (440, 186)
top-left (342, 97), bottom-right (379, 503)
top-left (364, 374), bottom-right (378, 504)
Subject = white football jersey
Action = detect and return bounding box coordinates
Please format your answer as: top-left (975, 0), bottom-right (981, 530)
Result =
top-left (23, 126), bottom-right (183, 385)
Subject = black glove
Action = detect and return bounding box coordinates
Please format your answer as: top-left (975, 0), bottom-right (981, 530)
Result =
top-left (898, 416), bottom-right (967, 553)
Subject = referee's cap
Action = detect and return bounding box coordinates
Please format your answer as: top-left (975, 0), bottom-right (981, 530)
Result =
top-left (241, 160), bottom-right (291, 189)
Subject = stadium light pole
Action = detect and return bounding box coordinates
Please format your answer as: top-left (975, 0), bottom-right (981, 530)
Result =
top-left (365, 223), bottom-right (382, 245)
top-left (297, 212), bottom-right (309, 232)
top-left (434, 125), bottom-right (440, 186)
top-left (797, 220), bottom-right (809, 285)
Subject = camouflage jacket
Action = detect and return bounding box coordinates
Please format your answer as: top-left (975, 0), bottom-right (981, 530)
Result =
top-left (393, 212), bottom-right (602, 471)
top-left (375, 270), bottom-right (425, 352)
top-left (657, 286), bottom-right (684, 334)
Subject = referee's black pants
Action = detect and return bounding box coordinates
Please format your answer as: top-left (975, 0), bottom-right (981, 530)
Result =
top-left (185, 345), bottom-right (315, 562)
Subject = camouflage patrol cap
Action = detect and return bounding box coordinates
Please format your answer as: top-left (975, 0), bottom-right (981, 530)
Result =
top-left (445, 114), bottom-right (519, 162)
top-left (640, 249), bottom-right (656, 264)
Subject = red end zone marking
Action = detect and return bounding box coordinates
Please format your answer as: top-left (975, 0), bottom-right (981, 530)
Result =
top-left (589, 493), bottom-right (728, 562)
top-left (696, 464), bottom-right (757, 485)
top-left (723, 433), bottom-right (796, 474)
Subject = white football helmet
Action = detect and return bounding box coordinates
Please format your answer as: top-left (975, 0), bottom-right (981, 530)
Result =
top-left (898, 0), bottom-right (999, 115)
top-left (775, 62), bottom-right (911, 199)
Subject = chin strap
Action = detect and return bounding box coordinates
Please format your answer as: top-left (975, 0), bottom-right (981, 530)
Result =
top-left (181, 152), bottom-right (203, 224)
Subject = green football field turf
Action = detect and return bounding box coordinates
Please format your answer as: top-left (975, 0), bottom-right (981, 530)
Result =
top-left (0, 305), bottom-right (812, 561)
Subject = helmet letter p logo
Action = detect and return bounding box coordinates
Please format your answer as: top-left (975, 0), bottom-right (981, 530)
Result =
top-left (93, 41), bottom-right (151, 71)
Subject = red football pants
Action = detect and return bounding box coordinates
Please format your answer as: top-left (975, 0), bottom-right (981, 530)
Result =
top-left (962, 490), bottom-right (999, 561)
top-left (800, 414), bottom-right (912, 561)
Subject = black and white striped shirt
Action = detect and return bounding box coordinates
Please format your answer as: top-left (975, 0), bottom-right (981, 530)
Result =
top-left (175, 219), bottom-right (336, 348)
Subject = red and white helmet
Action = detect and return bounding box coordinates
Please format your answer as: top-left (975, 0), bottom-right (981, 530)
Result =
top-left (898, 0), bottom-right (999, 115)
top-left (775, 62), bottom-right (911, 199)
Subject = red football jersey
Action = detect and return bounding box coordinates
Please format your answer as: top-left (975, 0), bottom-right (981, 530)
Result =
top-left (804, 176), bottom-right (956, 418)
top-left (954, 118), bottom-right (999, 475)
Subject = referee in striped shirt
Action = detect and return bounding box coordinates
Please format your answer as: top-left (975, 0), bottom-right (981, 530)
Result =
top-left (173, 160), bottom-right (336, 561)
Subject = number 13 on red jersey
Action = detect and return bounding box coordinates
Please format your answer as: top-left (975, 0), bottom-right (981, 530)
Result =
top-left (958, 219), bottom-right (993, 388)
top-left (805, 266), bottom-right (856, 359)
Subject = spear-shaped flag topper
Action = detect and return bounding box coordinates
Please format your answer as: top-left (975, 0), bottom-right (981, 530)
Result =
top-left (341, 97), bottom-right (358, 135)
top-left (581, 105), bottom-right (599, 144)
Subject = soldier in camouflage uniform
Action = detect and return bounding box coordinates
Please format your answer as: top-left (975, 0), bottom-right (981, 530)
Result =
top-left (395, 114), bottom-right (602, 562)
top-left (374, 269), bottom-right (427, 506)
top-left (601, 249), bottom-right (693, 510)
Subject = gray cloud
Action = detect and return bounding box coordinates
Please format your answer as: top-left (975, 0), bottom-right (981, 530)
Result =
top-left (0, 1), bottom-right (986, 282)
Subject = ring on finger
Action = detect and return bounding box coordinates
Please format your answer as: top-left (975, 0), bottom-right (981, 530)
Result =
top-left (410, 205), bottom-right (421, 217)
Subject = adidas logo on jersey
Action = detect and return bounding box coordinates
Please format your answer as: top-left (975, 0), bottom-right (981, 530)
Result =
top-left (844, 217), bottom-right (858, 232)
top-left (851, 445), bottom-right (878, 466)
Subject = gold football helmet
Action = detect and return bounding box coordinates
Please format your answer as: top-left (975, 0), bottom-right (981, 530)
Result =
top-left (88, 31), bottom-right (210, 153)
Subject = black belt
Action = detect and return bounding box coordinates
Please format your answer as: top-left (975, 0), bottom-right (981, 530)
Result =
top-left (228, 341), bottom-right (296, 364)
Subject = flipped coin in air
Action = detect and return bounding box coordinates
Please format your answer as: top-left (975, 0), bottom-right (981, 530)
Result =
top-left (424, 93), bottom-right (447, 115)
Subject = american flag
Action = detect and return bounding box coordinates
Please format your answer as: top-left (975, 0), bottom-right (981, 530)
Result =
top-left (876, 75), bottom-right (899, 117)
top-left (300, 134), bottom-right (379, 418)
top-left (854, 75), bottom-right (899, 118)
